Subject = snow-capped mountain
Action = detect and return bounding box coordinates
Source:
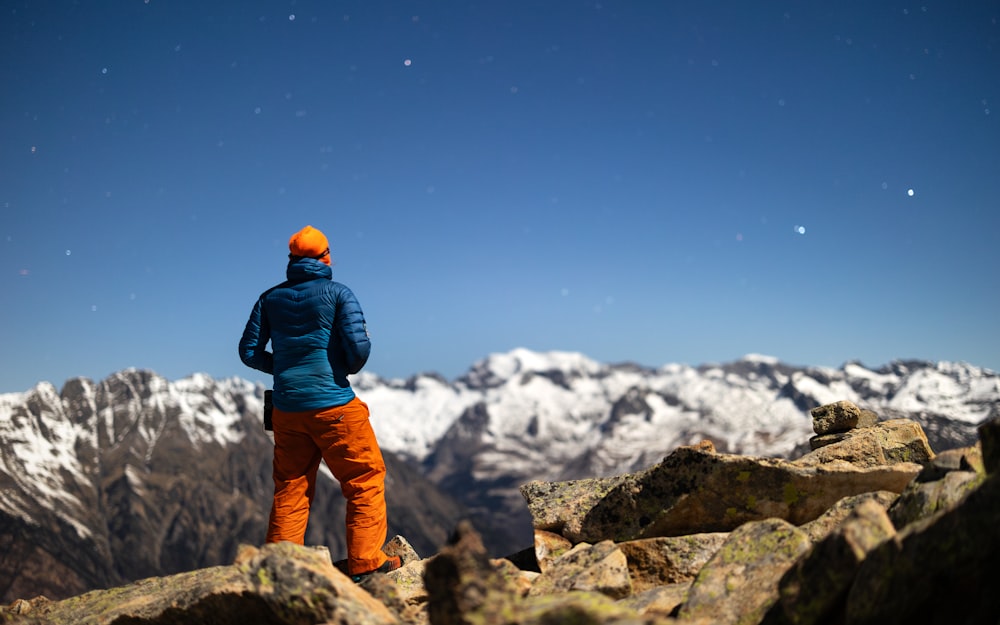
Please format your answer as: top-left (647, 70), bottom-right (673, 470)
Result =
top-left (1, 348), bottom-right (997, 602)
top-left (358, 348), bottom-right (995, 470)
top-left (353, 349), bottom-right (998, 543)
top-left (0, 370), bottom-right (468, 603)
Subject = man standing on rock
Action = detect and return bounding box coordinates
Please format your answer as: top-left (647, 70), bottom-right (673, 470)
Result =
top-left (239, 225), bottom-right (401, 580)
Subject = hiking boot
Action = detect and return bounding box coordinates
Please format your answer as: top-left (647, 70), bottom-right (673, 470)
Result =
top-left (350, 555), bottom-right (402, 583)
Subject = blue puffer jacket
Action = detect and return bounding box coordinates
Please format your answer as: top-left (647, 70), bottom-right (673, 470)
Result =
top-left (239, 258), bottom-right (371, 411)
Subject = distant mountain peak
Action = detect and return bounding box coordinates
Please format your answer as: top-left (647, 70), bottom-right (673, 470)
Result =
top-left (458, 349), bottom-right (604, 389)
top-left (739, 353), bottom-right (781, 364)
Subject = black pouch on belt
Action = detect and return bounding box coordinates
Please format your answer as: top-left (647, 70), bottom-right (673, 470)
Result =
top-left (264, 390), bottom-right (273, 432)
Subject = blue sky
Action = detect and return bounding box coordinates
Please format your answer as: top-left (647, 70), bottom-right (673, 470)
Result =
top-left (2, 1), bottom-right (998, 393)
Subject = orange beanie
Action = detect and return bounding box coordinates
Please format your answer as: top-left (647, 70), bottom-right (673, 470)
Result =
top-left (288, 225), bottom-right (330, 265)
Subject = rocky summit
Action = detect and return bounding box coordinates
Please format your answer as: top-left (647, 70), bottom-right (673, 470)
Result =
top-left (4, 401), bottom-right (998, 625)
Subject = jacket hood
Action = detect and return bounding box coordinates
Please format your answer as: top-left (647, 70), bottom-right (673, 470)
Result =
top-left (286, 257), bottom-right (332, 283)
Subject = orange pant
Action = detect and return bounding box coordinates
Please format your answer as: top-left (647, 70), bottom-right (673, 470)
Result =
top-left (265, 396), bottom-right (389, 575)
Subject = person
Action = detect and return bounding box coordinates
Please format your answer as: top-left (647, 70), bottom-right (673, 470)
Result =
top-left (239, 224), bottom-right (401, 580)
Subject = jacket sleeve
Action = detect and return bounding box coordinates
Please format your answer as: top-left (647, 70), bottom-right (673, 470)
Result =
top-left (239, 295), bottom-right (274, 374)
top-left (335, 285), bottom-right (371, 374)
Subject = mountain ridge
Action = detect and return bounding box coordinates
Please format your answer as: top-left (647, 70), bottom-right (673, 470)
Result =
top-left (1, 349), bottom-right (997, 602)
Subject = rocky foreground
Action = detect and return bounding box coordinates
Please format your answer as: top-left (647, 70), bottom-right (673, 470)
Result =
top-left (3, 400), bottom-right (998, 625)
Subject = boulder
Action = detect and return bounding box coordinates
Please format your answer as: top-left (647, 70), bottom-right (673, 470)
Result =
top-left (797, 491), bottom-right (897, 544)
top-left (978, 414), bottom-right (1000, 474)
top-left (518, 475), bottom-right (629, 536)
top-left (798, 419), bottom-right (934, 468)
top-left (765, 500), bottom-right (896, 625)
top-left (617, 583), bottom-right (689, 618)
top-left (810, 401), bottom-right (878, 435)
top-left (887, 469), bottom-right (983, 529)
top-left (531, 530), bottom-right (572, 573)
top-left (526, 541), bottom-right (631, 599)
top-left (422, 522), bottom-right (641, 625)
top-left (617, 533), bottom-right (728, 592)
top-left (495, 592), bottom-right (642, 625)
top-left (5, 542), bottom-right (398, 625)
top-left (845, 470), bottom-right (1000, 624)
top-left (916, 444), bottom-right (984, 481)
top-left (423, 521), bottom-right (521, 625)
top-left (564, 445), bottom-right (920, 543)
top-left (678, 518), bottom-right (811, 625)
top-left (805, 429), bottom-right (888, 464)
top-left (363, 558), bottom-right (429, 624)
